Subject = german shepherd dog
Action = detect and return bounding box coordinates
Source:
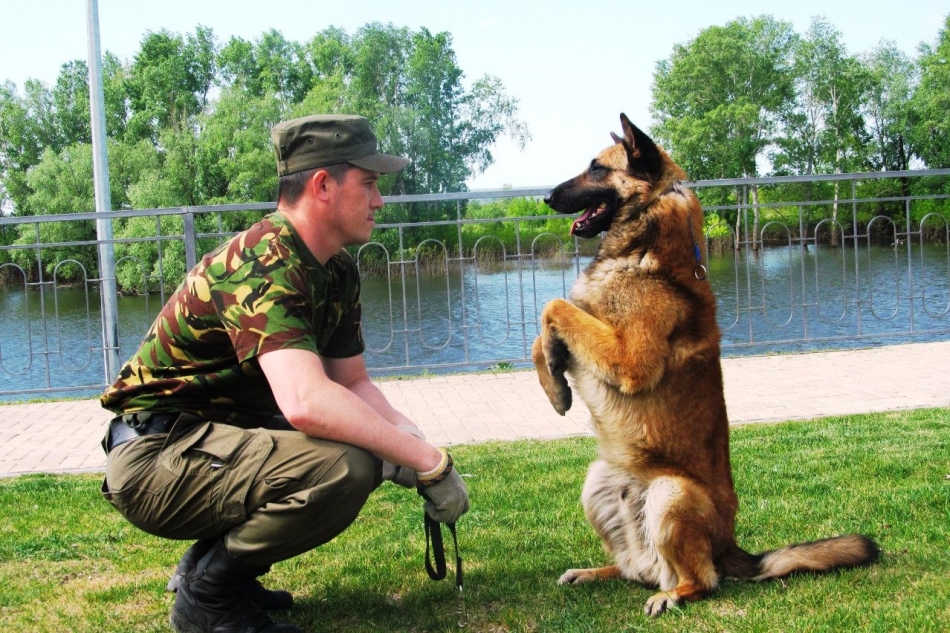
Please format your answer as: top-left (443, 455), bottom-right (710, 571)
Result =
top-left (532, 114), bottom-right (878, 616)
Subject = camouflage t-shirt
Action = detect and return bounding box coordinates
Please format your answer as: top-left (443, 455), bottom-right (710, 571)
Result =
top-left (100, 212), bottom-right (365, 426)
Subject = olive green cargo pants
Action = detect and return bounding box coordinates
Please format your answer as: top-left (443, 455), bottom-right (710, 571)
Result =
top-left (101, 418), bottom-right (381, 567)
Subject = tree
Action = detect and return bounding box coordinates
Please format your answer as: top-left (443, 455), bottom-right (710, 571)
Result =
top-left (10, 144), bottom-right (97, 282)
top-left (910, 14), bottom-right (950, 169)
top-left (218, 30), bottom-right (314, 113)
top-left (862, 42), bottom-right (918, 173)
top-left (125, 26), bottom-right (217, 141)
top-left (201, 94), bottom-right (281, 205)
top-left (0, 79), bottom-right (62, 212)
top-left (301, 23), bottom-right (529, 196)
top-left (773, 18), bottom-right (870, 243)
top-left (651, 16), bottom-right (796, 181)
top-left (51, 61), bottom-right (92, 147)
top-left (774, 18), bottom-right (868, 177)
top-left (651, 15), bottom-right (796, 248)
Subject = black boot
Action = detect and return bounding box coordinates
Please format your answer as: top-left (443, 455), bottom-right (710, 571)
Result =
top-left (169, 540), bottom-right (302, 633)
top-left (169, 539), bottom-right (294, 610)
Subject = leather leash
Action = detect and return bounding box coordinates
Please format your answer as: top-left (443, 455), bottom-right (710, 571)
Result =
top-left (423, 513), bottom-right (466, 627)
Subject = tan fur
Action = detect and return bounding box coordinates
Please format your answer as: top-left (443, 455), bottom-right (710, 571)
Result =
top-left (534, 114), bottom-right (878, 617)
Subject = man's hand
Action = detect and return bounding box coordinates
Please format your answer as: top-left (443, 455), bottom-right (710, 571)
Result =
top-left (382, 425), bottom-right (426, 488)
top-left (417, 450), bottom-right (469, 524)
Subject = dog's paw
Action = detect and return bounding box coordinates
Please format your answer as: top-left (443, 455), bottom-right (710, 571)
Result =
top-left (557, 569), bottom-right (594, 585)
top-left (540, 335), bottom-right (572, 414)
top-left (545, 375), bottom-right (572, 415)
top-left (533, 333), bottom-right (573, 415)
top-left (544, 333), bottom-right (570, 379)
top-left (644, 591), bottom-right (677, 617)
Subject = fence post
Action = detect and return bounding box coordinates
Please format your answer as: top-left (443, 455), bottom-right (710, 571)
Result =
top-left (86, 0), bottom-right (121, 383)
top-left (183, 208), bottom-right (198, 271)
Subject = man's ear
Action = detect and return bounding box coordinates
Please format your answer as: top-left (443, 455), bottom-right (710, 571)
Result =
top-left (308, 169), bottom-right (332, 201)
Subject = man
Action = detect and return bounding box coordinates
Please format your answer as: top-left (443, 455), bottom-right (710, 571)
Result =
top-left (100, 114), bottom-right (470, 633)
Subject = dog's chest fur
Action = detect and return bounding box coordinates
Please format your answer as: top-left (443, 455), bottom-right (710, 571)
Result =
top-left (570, 252), bottom-right (655, 316)
top-left (566, 253), bottom-right (659, 441)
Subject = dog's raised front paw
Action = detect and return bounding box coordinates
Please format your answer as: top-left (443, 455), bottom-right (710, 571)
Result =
top-left (532, 335), bottom-right (573, 415)
top-left (544, 333), bottom-right (570, 379)
top-left (545, 375), bottom-right (572, 415)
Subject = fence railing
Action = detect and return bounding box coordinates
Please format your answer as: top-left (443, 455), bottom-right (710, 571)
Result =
top-left (1, 169), bottom-right (948, 400)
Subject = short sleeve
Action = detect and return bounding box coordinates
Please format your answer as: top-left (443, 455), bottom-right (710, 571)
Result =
top-left (318, 250), bottom-right (366, 359)
top-left (211, 257), bottom-right (319, 362)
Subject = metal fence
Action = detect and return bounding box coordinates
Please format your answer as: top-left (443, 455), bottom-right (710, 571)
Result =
top-left (1, 169), bottom-right (949, 400)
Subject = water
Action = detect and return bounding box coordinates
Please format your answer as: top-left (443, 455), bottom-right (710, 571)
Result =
top-left (1, 244), bottom-right (948, 401)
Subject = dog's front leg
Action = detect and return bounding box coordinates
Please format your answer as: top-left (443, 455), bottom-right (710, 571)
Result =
top-left (540, 298), bottom-right (669, 395)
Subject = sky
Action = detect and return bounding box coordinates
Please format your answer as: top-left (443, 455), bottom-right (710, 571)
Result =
top-left (0, 0), bottom-right (945, 191)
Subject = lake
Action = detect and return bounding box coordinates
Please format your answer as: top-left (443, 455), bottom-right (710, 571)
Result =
top-left (1, 243), bottom-right (948, 401)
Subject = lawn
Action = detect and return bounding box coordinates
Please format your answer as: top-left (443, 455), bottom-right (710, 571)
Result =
top-left (1, 408), bottom-right (948, 632)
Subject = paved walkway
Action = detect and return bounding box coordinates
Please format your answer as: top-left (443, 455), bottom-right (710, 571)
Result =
top-left (1, 341), bottom-right (948, 478)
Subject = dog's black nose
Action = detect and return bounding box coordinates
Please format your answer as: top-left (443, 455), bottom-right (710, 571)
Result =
top-left (543, 192), bottom-right (553, 206)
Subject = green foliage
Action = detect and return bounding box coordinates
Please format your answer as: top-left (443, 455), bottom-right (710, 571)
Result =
top-left (463, 197), bottom-right (573, 257)
top-left (124, 26), bottom-right (217, 142)
top-left (861, 42), bottom-right (917, 172)
top-left (651, 15), bottom-right (797, 180)
top-left (773, 18), bottom-right (870, 176)
top-left (911, 15), bottom-right (950, 169)
top-left (9, 145), bottom-right (97, 282)
top-left (649, 12), bottom-right (950, 181)
top-left (114, 214), bottom-right (186, 294)
top-left (0, 23), bottom-right (529, 291)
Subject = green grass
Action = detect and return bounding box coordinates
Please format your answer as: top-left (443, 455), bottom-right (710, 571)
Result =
top-left (1, 408), bottom-right (948, 632)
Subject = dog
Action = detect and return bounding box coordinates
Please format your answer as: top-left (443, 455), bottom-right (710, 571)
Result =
top-left (532, 113), bottom-right (879, 616)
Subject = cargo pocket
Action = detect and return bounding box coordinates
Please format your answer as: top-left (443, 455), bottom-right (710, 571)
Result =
top-left (175, 424), bottom-right (275, 530)
top-left (105, 432), bottom-right (189, 498)
top-left (101, 425), bottom-right (209, 526)
top-left (153, 422), bottom-right (213, 477)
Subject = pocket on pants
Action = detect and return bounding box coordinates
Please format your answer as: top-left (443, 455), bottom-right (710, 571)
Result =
top-left (170, 424), bottom-right (276, 529)
top-left (217, 431), bottom-right (274, 525)
top-left (105, 434), bottom-right (182, 498)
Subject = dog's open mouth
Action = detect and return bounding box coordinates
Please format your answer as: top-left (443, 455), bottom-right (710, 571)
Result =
top-left (571, 203), bottom-right (611, 237)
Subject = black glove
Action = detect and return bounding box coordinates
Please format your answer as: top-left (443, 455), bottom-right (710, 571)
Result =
top-left (417, 449), bottom-right (470, 524)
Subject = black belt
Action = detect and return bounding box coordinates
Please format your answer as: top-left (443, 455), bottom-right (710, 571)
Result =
top-left (103, 411), bottom-right (180, 454)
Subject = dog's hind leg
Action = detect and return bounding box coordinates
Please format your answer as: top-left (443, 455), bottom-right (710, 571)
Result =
top-left (559, 461), bottom-right (653, 587)
top-left (641, 476), bottom-right (721, 616)
top-left (559, 564), bottom-right (623, 584)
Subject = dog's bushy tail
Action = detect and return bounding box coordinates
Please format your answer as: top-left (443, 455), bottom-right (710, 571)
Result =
top-left (722, 535), bottom-right (879, 581)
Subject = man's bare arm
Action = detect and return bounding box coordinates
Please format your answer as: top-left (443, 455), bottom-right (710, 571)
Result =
top-left (257, 348), bottom-right (441, 472)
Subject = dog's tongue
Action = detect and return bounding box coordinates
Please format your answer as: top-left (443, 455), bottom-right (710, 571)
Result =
top-left (570, 205), bottom-right (598, 236)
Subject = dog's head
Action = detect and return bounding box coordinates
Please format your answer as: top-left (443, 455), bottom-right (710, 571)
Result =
top-left (544, 114), bottom-right (686, 238)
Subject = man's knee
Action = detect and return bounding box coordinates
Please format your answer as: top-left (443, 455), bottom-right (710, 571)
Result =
top-left (228, 445), bottom-right (381, 564)
top-left (311, 446), bottom-right (380, 518)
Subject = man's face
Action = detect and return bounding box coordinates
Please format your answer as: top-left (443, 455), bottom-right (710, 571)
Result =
top-left (329, 166), bottom-right (385, 246)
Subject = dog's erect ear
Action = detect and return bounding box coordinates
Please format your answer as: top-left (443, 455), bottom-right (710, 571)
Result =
top-left (619, 113), bottom-right (662, 178)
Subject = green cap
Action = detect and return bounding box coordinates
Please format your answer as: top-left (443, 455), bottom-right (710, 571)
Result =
top-left (271, 114), bottom-right (410, 176)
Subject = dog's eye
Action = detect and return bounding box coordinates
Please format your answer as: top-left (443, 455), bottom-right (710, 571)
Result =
top-left (590, 161), bottom-right (607, 174)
